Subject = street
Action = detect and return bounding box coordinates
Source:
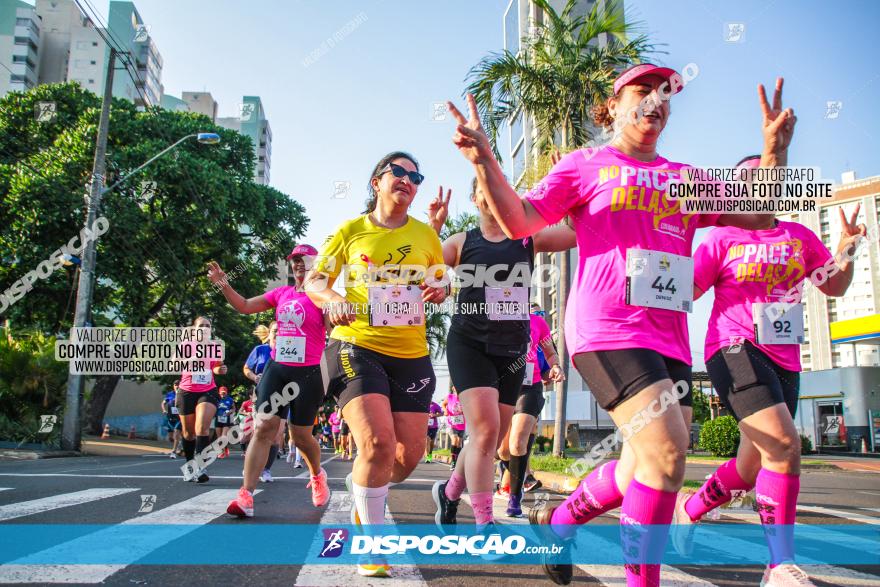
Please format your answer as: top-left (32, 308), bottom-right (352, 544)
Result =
top-left (0, 450), bottom-right (877, 586)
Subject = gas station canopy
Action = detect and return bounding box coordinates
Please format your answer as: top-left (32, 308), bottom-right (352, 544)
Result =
top-left (830, 314), bottom-right (880, 345)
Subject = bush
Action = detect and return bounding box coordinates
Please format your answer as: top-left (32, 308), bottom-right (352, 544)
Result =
top-left (699, 416), bottom-right (740, 457)
top-left (800, 434), bottom-right (813, 455)
top-left (535, 435), bottom-right (551, 452)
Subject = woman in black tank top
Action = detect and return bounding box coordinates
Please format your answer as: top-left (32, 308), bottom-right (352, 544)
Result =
top-left (429, 178), bottom-right (576, 529)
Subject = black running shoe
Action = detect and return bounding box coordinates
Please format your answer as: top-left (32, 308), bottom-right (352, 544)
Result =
top-left (523, 475), bottom-right (543, 493)
top-left (196, 472), bottom-right (209, 484)
top-left (529, 502), bottom-right (573, 585)
top-left (432, 480), bottom-right (460, 528)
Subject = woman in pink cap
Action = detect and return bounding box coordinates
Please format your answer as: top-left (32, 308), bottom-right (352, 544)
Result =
top-left (671, 155), bottom-right (865, 586)
top-left (207, 244), bottom-right (331, 517)
top-left (446, 64), bottom-right (796, 586)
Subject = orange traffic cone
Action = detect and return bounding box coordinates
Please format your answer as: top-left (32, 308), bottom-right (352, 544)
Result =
top-left (101, 423), bottom-right (110, 439)
top-left (128, 425), bottom-right (136, 439)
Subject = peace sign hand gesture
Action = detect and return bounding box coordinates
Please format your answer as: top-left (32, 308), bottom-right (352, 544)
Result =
top-left (207, 261), bottom-right (228, 288)
top-left (447, 94), bottom-right (494, 165)
top-left (427, 186), bottom-right (452, 233)
top-left (759, 77), bottom-right (797, 156)
top-left (836, 203), bottom-right (868, 261)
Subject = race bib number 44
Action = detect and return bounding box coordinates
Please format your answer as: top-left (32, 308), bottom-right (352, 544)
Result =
top-left (369, 285), bottom-right (424, 326)
top-left (753, 302), bottom-right (804, 345)
top-left (485, 287), bottom-right (528, 321)
top-left (626, 249), bottom-right (693, 313)
top-left (276, 335), bottom-right (306, 363)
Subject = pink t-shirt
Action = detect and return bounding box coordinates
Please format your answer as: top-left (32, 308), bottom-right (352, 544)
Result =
top-left (526, 314), bottom-right (552, 385)
top-left (694, 221), bottom-right (833, 371)
top-left (445, 393), bottom-right (466, 431)
top-left (329, 412), bottom-right (341, 433)
top-left (178, 341), bottom-right (220, 392)
top-left (525, 146), bottom-right (720, 364)
top-left (264, 286), bottom-right (326, 366)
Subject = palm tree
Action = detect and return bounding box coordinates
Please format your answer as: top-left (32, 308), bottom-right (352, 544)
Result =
top-left (465, 0), bottom-right (655, 456)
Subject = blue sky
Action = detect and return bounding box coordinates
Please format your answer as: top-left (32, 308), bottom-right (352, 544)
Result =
top-left (91, 0), bottom-right (879, 374)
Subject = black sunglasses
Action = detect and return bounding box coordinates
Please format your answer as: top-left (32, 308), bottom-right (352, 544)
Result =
top-left (381, 163), bottom-right (424, 185)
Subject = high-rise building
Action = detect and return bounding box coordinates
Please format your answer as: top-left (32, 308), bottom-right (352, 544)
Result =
top-left (217, 96), bottom-right (272, 185)
top-left (779, 172), bottom-right (880, 370)
top-left (0, 0), bottom-right (163, 108)
top-left (105, 0), bottom-right (162, 108)
top-left (159, 90), bottom-right (218, 121)
top-left (0, 0), bottom-right (41, 96)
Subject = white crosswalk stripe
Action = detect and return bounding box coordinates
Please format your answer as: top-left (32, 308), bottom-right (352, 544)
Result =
top-left (0, 488), bottom-right (139, 522)
top-left (797, 504), bottom-right (880, 525)
top-left (0, 489), bottom-right (254, 584)
top-left (294, 489), bottom-right (426, 586)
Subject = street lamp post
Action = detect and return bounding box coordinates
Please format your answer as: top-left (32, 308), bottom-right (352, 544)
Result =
top-left (60, 129), bottom-right (221, 451)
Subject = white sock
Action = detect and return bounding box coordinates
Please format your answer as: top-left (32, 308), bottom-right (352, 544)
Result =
top-left (352, 481), bottom-right (388, 525)
top-left (288, 441), bottom-right (294, 452)
top-left (294, 447), bottom-right (302, 463)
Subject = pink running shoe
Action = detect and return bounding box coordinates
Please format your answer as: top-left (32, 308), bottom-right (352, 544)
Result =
top-left (308, 468), bottom-right (330, 507)
top-left (226, 487), bottom-right (254, 518)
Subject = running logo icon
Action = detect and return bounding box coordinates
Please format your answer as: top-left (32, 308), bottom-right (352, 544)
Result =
top-left (406, 378), bottom-right (431, 393)
top-left (319, 528), bottom-right (348, 558)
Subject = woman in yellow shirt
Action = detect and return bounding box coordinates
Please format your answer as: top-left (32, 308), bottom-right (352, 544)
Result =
top-left (305, 151), bottom-right (448, 578)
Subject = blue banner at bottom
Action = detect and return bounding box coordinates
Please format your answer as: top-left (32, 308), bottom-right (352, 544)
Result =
top-left (0, 524), bottom-right (876, 565)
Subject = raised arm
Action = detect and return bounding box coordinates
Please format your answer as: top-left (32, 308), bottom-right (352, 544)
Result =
top-left (719, 78), bottom-right (796, 229)
top-left (448, 95), bottom-right (549, 239)
top-left (533, 225), bottom-right (576, 253)
top-left (818, 204), bottom-right (867, 297)
top-left (207, 261), bottom-right (272, 314)
top-left (303, 268), bottom-right (356, 326)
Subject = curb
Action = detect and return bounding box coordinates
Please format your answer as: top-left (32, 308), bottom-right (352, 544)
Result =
top-left (0, 449), bottom-right (79, 460)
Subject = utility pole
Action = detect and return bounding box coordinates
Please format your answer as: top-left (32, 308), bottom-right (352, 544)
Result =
top-left (61, 48), bottom-right (117, 451)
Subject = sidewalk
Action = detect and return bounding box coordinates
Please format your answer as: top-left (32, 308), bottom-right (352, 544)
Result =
top-left (81, 435), bottom-right (173, 457)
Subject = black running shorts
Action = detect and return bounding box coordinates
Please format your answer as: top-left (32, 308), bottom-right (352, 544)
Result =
top-left (572, 348), bottom-right (693, 411)
top-left (446, 328), bottom-right (526, 406)
top-left (323, 339), bottom-right (435, 413)
top-left (706, 341), bottom-right (799, 421)
top-left (175, 389), bottom-right (220, 416)
top-left (255, 360), bottom-right (325, 426)
top-left (515, 382), bottom-right (546, 418)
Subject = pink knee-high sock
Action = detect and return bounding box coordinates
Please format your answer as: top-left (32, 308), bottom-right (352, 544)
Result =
top-left (685, 458), bottom-right (753, 521)
top-left (470, 491), bottom-right (494, 525)
top-left (550, 460), bottom-right (624, 534)
top-left (445, 470), bottom-right (466, 501)
top-left (620, 480), bottom-right (676, 587)
top-left (755, 468), bottom-right (799, 567)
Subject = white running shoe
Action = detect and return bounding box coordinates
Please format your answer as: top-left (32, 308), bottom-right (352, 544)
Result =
top-left (286, 451), bottom-right (293, 464)
top-left (260, 470), bottom-right (274, 483)
top-left (168, 452), bottom-right (177, 459)
top-left (760, 564), bottom-right (816, 586)
top-left (670, 490), bottom-right (698, 556)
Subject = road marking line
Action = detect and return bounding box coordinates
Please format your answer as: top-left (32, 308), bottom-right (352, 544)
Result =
top-left (293, 454), bottom-right (339, 479)
top-left (0, 488), bottom-right (139, 522)
top-left (857, 491), bottom-right (880, 497)
top-left (0, 489), bottom-right (257, 584)
top-left (798, 505), bottom-right (880, 525)
top-left (293, 488), bottom-right (426, 586)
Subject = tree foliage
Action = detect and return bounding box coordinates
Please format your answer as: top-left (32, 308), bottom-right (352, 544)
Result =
top-left (0, 83), bottom-right (308, 432)
top-left (466, 0), bottom-right (656, 156)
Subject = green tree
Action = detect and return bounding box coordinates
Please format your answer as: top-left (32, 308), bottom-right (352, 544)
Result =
top-left (464, 0), bottom-right (654, 456)
top-left (0, 83), bottom-right (307, 433)
top-left (0, 331), bottom-right (69, 445)
top-left (691, 385), bottom-right (711, 424)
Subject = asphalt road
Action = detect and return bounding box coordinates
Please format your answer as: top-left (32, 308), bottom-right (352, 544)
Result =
top-left (0, 450), bottom-right (877, 586)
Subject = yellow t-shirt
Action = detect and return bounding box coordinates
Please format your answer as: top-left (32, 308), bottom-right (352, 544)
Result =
top-left (314, 214), bottom-right (445, 359)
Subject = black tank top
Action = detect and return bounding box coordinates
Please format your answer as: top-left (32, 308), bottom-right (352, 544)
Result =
top-left (449, 228), bottom-right (534, 357)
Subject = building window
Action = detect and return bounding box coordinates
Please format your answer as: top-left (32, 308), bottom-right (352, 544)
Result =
top-left (512, 143), bottom-right (526, 183)
top-left (510, 110), bottom-right (523, 151)
top-left (504, 0), bottom-right (520, 55)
